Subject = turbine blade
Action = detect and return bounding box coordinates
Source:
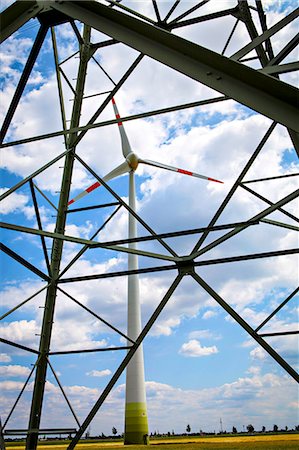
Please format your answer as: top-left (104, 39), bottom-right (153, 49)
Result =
top-left (68, 161), bottom-right (130, 206)
top-left (139, 159), bottom-right (223, 183)
top-left (112, 97), bottom-right (132, 158)
top-left (103, 160), bottom-right (131, 183)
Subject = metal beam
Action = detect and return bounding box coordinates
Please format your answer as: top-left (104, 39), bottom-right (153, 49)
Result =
top-left (67, 273), bottom-right (183, 449)
top-left (0, 24), bottom-right (48, 143)
top-left (66, 201), bottom-right (120, 214)
top-left (243, 173), bottom-right (299, 184)
top-left (190, 188), bottom-right (299, 260)
top-left (237, 0), bottom-right (269, 67)
top-left (72, 53), bottom-right (144, 148)
top-left (0, 338), bottom-right (39, 355)
top-left (191, 121), bottom-right (277, 253)
top-left (58, 248), bottom-right (298, 284)
top-left (260, 62), bottom-right (299, 75)
top-left (74, 153), bottom-right (178, 257)
top-left (4, 428), bottom-right (76, 435)
top-left (240, 184), bottom-right (299, 224)
top-left (32, 182), bottom-right (58, 211)
top-left (191, 272), bottom-right (298, 382)
top-left (0, 1), bottom-right (43, 43)
top-left (255, 287), bottom-right (299, 333)
top-left (163, 0), bottom-right (180, 23)
top-left (0, 221), bottom-right (178, 262)
top-left (0, 148), bottom-right (72, 201)
top-left (91, 220), bottom-right (260, 248)
top-left (169, 0), bottom-right (210, 24)
top-left (169, 7), bottom-right (239, 30)
top-left (29, 180), bottom-right (51, 275)
top-left (268, 33), bottom-right (299, 67)
top-left (0, 243), bottom-right (49, 281)
top-left (51, 1), bottom-right (299, 131)
top-left (26, 25), bottom-right (92, 450)
top-left (0, 95), bottom-right (227, 149)
top-left (231, 8), bottom-right (299, 61)
top-left (259, 330), bottom-right (299, 337)
top-left (0, 417), bottom-right (5, 450)
top-left (260, 218), bottom-right (299, 232)
top-left (51, 27), bottom-right (68, 148)
top-left (57, 287), bottom-right (135, 344)
top-left (59, 205), bottom-right (122, 278)
top-left (49, 346), bottom-right (131, 356)
top-left (47, 358), bottom-right (81, 428)
top-left (2, 357), bottom-right (39, 430)
top-left (0, 285), bottom-right (48, 321)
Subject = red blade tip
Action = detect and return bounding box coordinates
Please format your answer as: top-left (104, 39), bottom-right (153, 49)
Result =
top-left (208, 177), bottom-right (224, 184)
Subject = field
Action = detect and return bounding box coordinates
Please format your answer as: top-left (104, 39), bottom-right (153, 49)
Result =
top-left (5, 434), bottom-right (299, 450)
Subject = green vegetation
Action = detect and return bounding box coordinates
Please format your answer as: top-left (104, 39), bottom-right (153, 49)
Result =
top-left (5, 434), bottom-right (299, 450)
top-left (63, 441), bottom-right (299, 450)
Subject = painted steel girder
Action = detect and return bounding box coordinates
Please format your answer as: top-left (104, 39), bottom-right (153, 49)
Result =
top-left (48, 0), bottom-right (299, 132)
top-left (1, 1), bottom-right (298, 130)
top-left (0, 1), bottom-right (43, 43)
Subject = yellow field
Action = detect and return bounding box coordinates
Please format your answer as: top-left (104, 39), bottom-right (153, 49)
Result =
top-left (5, 434), bottom-right (299, 450)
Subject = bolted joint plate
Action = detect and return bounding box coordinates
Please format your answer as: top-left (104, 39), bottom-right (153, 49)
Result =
top-left (176, 260), bottom-right (195, 276)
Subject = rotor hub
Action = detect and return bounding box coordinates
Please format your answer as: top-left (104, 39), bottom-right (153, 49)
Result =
top-left (126, 152), bottom-right (139, 171)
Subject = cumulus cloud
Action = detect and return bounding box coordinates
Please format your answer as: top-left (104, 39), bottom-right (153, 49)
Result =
top-left (0, 353), bottom-right (11, 363)
top-left (150, 317), bottom-right (181, 337)
top-left (1, 0), bottom-right (298, 434)
top-left (86, 369), bottom-right (112, 377)
top-left (0, 365), bottom-right (31, 377)
top-left (179, 339), bottom-right (219, 357)
top-left (250, 347), bottom-right (268, 361)
top-left (1, 368), bottom-right (297, 434)
top-left (202, 310), bottom-right (218, 320)
top-left (0, 280), bottom-right (45, 310)
top-left (189, 329), bottom-right (221, 340)
top-left (0, 188), bottom-right (29, 215)
top-left (0, 318), bottom-right (108, 354)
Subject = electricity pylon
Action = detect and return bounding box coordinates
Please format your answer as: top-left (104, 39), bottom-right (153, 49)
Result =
top-left (0, 2), bottom-right (298, 449)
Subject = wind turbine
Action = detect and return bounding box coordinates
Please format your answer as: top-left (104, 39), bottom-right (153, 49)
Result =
top-left (68, 98), bottom-right (223, 444)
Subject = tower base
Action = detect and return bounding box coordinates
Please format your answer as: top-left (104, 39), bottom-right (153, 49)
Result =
top-left (124, 402), bottom-right (149, 445)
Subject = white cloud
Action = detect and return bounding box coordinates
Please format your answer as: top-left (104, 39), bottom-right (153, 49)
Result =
top-left (0, 353), bottom-right (11, 363)
top-left (247, 366), bottom-right (261, 376)
top-left (0, 318), bottom-right (108, 354)
top-left (202, 310), bottom-right (218, 320)
top-left (1, 0), bottom-right (298, 435)
top-left (179, 339), bottom-right (218, 357)
top-left (150, 316), bottom-right (181, 337)
top-left (1, 368), bottom-right (297, 434)
top-left (0, 380), bottom-right (25, 391)
top-left (0, 320), bottom-right (40, 350)
top-left (0, 188), bottom-right (29, 215)
top-left (86, 369), bottom-right (112, 378)
top-left (0, 280), bottom-right (45, 310)
top-left (145, 370), bottom-right (298, 433)
top-left (189, 329), bottom-right (221, 340)
top-left (250, 347), bottom-right (268, 361)
top-left (0, 365), bottom-right (31, 377)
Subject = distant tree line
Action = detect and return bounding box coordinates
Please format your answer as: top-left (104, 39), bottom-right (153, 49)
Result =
top-left (4, 424), bottom-right (299, 443)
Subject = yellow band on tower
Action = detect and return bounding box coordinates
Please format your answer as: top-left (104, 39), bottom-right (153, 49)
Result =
top-left (124, 402), bottom-right (149, 445)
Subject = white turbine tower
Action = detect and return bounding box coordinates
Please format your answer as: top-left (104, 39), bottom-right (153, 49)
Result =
top-left (68, 98), bottom-right (223, 444)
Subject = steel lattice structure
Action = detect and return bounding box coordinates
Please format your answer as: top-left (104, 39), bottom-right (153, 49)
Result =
top-left (0, 1), bottom-right (298, 449)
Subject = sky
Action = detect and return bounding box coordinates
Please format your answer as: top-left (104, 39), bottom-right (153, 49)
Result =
top-left (0, 0), bottom-right (298, 437)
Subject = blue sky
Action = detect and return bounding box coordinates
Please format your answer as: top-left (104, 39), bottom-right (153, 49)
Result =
top-left (0, 0), bottom-right (298, 437)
